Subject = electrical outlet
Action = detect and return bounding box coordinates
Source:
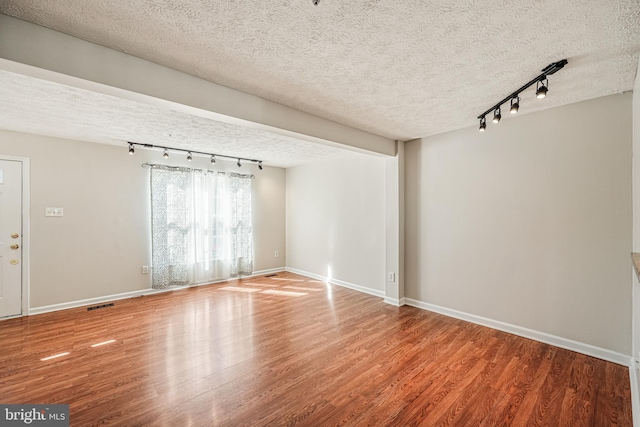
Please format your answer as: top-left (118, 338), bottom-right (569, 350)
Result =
top-left (274, 250), bottom-right (279, 258)
top-left (141, 266), bottom-right (149, 274)
top-left (388, 272), bottom-right (396, 282)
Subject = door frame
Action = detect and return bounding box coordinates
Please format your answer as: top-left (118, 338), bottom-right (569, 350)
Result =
top-left (0, 155), bottom-right (30, 317)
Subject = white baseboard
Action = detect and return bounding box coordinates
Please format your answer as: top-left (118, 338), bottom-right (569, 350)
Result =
top-left (245, 267), bottom-right (286, 277)
top-left (285, 267), bottom-right (385, 298)
top-left (29, 267), bottom-right (287, 316)
top-left (26, 266), bottom-right (634, 371)
top-left (631, 360), bottom-right (640, 427)
top-left (384, 297), bottom-right (406, 306)
top-left (404, 298), bottom-right (630, 366)
top-left (29, 288), bottom-right (160, 315)
top-left (282, 271), bottom-right (631, 367)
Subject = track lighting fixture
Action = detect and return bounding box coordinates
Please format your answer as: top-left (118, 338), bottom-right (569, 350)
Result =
top-left (126, 142), bottom-right (263, 169)
top-left (479, 117), bottom-right (486, 132)
top-left (536, 79), bottom-right (548, 99)
top-left (510, 96), bottom-right (520, 114)
top-left (477, 59), bottom-right (567, 132)
top-left (492, 107), bottom-right (501, 124)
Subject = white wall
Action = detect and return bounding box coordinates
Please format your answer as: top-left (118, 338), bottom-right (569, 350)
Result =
top-left (0, 130), bottom-right (286, 308)
top-left (254, 166), bottom-right (287, 270)
top-left (286, 152), bottom-right (386, 293)
top-left (385, 142), bottom-right (405, 303)
top-left (405, 94), bottom-right (632, 355)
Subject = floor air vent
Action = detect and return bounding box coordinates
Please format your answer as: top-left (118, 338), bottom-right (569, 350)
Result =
top-left (264, 274), bottom-right (278, 278)
top-left (87, 303), bottom-right (114, 311)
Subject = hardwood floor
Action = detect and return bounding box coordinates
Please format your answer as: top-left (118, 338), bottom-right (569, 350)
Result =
top-left (0, 272), bottom-right (632, 426)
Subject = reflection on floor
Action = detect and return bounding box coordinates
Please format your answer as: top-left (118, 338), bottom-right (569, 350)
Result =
top-left (0, 272), bottom-right (632, 426)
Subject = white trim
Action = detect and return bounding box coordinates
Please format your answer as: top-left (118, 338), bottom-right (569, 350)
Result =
top-left (0, 155), bottom-right (30, 318)
top-left (21, 158), bottom-right (30, 317)
top-left (631, 359), bottom-right (640, 427)
top-left (188, 268), bottom-right (286, 287)
top-left (24, 263), bottom-right (635, 370)
top-left (404, 298), bottom-right (630, 366)
top-left (0, 314), bottom-right (23, 321)
top-left (28, 267), bottom-right (286, 316)
top-left (243, 267), bottom-right (286, 277)
top-left (285, 267), bottom-right (385, 298)
top-left (29, 288), bottom-right (161, 315)
top-left (384, 297), bottom-right (406, 306)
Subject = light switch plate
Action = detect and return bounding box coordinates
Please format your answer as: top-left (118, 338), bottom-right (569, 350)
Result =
top-left (45, 207), bottom-right (64, 217)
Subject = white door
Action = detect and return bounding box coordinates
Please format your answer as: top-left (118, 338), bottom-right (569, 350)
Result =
top-left (0, 160), bottom-right (23, 317)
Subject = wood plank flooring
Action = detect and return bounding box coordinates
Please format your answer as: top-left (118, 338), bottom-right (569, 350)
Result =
top-left (0, 272), bottom-right (632, 426)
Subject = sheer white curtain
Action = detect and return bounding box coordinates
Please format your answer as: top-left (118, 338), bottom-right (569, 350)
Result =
top-left (193, 171), bottom-right (227, 283)
top-left (150, 167), bottom-right (193, 288)
top-left (150, 166), bottom-right (253, 289)
top-left (227, 174), bottom-right (253, 277)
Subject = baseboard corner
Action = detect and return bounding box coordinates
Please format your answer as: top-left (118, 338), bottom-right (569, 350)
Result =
top-left (384, 297), bottom-right (406, 306)
top-left (630, 358), bottom-right (640, 427)
top-left (404, 297), bottom-right (630, 366)
top-left (285, 267), bottom-right (384, 299)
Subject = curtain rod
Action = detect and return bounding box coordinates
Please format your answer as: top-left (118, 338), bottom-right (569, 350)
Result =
top-left (141, 163), bottom-right (255, 179)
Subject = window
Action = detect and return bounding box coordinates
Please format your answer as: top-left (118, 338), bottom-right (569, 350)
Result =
top-left (150, 166), bottom-right (253, 289)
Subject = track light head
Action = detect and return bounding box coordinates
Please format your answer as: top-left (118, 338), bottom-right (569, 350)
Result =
top-left (211, 155), bottom-right (216, 164)
top-left (479, 117), bottom-right (486, 132)
top-left (187, 152), bottom-right (192, 161)
top-left (258, 161), bottom-right (263, 170)
top-left (237, 159), bottom-right (242, 167)
top-left (163, 149), bottom-right (169, 159)
top-left (536, 79), bottom-right (548, 99)
top-left (510, 96), bottom-right (520, 114)
top-left (476, 60), bottom-right (567, 130)
top-left (128, 143), bottom-right (135, 155)
top-left (492, 107), bottom-right (501, 124)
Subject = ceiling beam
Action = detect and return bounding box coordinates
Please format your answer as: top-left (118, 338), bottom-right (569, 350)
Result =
top-left (0, 15), bottom-right (396, 157)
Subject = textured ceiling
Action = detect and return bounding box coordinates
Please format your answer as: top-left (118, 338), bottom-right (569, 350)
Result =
top-left (0, 0), bottom-right (639, 153)
top-left (0, 71), bottom-right (345, 168)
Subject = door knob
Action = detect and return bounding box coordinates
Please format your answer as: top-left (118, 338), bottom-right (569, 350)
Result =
top-left (10, 244), bottom-right (19, 250)
top-left (10, 233), bottom-right (18, 239)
